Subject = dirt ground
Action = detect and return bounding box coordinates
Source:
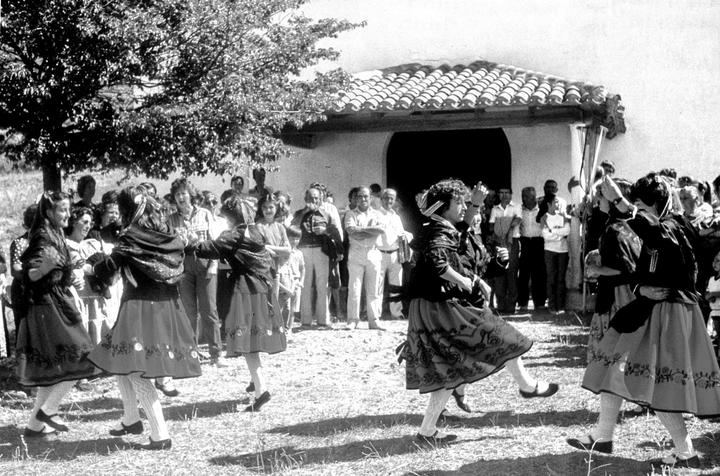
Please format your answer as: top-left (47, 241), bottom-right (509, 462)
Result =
top-left (1, 311), bottom-right (720, 475)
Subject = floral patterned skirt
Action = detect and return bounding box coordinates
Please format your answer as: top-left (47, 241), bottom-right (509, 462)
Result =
top-left (586, 284), bottom-right (635, 364)
top-left (88, 296), bottom-right (201, 379)
top-left (402, 298), bottom-right (533, 394)
top-left (225, 288), bottom-right (286, 356)
top-left (16, 295), bottom-right (99, 387)
top-left (583, 301), bottom-right (720, 416)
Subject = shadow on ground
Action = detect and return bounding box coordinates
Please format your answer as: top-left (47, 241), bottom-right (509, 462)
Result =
top-left (404, 451), bottom-right (654, 476)
top-left (209, 434), bottom-right (501, 471)
top-left (265, 409), bottom-right (598, 437)
top-left (62, 398), bottom-right (242, 422)
top-left (0, 426), bottom-right (130, 460)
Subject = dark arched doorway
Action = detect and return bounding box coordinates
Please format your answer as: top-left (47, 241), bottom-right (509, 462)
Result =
top-left (386, 128), bottom-right (511, 235)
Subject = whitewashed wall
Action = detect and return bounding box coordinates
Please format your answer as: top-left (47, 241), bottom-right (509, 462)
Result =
top-left (298, 0), bottom-right (720, 184)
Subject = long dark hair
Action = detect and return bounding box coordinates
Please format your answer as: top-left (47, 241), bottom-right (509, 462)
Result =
top-left (30, 191), bottom-right (70, 249)
top-left (117, 186), bottom-right (168, 233)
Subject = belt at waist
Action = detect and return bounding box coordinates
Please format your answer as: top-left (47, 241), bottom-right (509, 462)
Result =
top-left (378, 248), bottom-right (398, 254)
top-left (299, 244), bottom-right (323, 249)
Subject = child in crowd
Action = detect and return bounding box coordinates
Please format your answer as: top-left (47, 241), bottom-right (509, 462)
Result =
top-left (706, 248), bottom-right (720, 356)
top-left (541, 196), bottom-right (570, 314)
top-left (278, 228), bottom-right (305, 330)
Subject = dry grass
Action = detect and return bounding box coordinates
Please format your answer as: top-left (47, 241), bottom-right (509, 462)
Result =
top-left (1, 312), bottom-right (720, 476)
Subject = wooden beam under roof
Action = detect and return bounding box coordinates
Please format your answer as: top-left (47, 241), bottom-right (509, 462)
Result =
top-left (282, 106), bottom-right (591, 143)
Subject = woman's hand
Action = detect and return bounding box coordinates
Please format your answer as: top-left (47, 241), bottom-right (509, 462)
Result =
top-left (469, 182), bottom-right (488, 207)
top-left (638, 285), bottom-right (670, 301)
top-left (585, 264), bottom-right (602, 279)
top-left (457, 275), bottom-right (473, 293)
top-left (496, 247), bottom-right (509, 262)
top-left (599, 175), bottom-right (622, 202)
top-left (72, 269), bottom-right (85, 290)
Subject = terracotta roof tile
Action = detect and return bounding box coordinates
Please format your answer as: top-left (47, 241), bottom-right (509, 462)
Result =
top-left (330, 61), bottom-right (611, 113)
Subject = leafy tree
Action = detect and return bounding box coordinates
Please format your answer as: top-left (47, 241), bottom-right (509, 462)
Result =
top-left (0, 0), bottom-right (360, 190)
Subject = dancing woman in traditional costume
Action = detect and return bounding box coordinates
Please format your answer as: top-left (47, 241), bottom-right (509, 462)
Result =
top-left (585, 179), bottom-right (641, 363)
top-left (568, 173), bottom-right (720, 468)
top-left (399, 179), bottom-right (559, 444)
top-left (88, 186), bottom-right (201, 450)
top-left (188, 195), bottom-right (286, 412)
top-left (16, 192), bottom-right (99, 437)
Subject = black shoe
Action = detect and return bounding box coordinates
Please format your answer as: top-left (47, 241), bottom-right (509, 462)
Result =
top-left (109, 420), bottom-right (144, 436)
top-left (23, 425), bottom-right (56, 438)
top-left (452, 389), bottom-right (472, 413)
top-left (650, 453), bottom-right (700, 469)
top-left (36, 409), bottom-right (69, 432)
top-left (244, 391), bottom-right (271, 412)
top-left (75, 380), bottom-right (93, 392)
top-left (415, 431), bottom-right (458, 445)
top-left (134, 437), bottom-right (172, 450)
top-left (245, 382), bottom-right (255, 393)
top-left (155, 380), bottom-right (180, 397)
top-left (519, 382), bottom-right (559, 399)
top-left (566, 435), bottom-right (613, 454)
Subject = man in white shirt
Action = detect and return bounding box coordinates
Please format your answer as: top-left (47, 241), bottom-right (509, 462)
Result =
top-left (489, 187), bottom-right (522, 313)
top-left (377, 188), bottom-right (411, 319)
top-left (517, 187), bottom-right (546, 311)
top-left (345, 187), bottom-right (385, 329)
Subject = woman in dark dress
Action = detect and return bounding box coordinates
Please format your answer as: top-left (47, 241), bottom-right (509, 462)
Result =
top-left (568, 174), bottom-right (720, 468)
top-left (88, 186), bottom-right (201, 450)
top-left (188, 195), bottom-right (286, 412)
top-left (16, 192), bottom-right (99, 437)
top-left (585, 179), bottom-right (641, 363)
top-left (400, 179), bottom-right (558, 444)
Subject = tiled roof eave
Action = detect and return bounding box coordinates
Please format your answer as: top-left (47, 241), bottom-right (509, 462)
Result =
top-left (325, 102), bottom-right (590, 118)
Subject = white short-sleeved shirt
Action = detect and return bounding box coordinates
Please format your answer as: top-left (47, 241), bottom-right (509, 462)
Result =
top-left (490, 201), bottom-right (522, 238)
top-left (345, 208), bottom-right (383, 249)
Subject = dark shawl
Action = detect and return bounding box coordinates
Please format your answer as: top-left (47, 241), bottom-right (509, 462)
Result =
top-left (190, 224), bottom-right (274, 293)
top-left (94, 224), bottom-right (185, 287)
top-left (609, 210), bottom-right (699, 333)
top-left (21, 225), bottom-right (82, 324)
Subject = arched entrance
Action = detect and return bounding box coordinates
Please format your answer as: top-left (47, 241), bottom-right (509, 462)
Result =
top-left (386, 128), bottom-right (511, 234)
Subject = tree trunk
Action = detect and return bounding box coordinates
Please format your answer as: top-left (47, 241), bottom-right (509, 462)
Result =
top-left (42, 161), bottom-right (62, 191)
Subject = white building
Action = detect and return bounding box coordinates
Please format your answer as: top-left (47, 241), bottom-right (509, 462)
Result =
top-left (264, 0), bottom-right (718, 221)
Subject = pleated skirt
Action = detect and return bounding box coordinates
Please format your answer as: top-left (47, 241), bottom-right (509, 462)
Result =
top-left (403, 298), bottom-right (533, 394)
top-left (583, 301), bottom-right (720, 416)
top-left (225, 287), bottom-right (287, 356)
top-left (88, 296), bottom-right (201, 379)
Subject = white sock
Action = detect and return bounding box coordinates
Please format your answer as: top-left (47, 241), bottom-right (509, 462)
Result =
top-left (244, 353), bottom-right (266, 398)
top-left (505, 357), bottom-right (543, 392)
top-left (128, 373), bottom-right (169, 441)
top-left (590, 393), bottom-right (622, 441)
top-left (656, 411), bottom-right (695, 456)
top-left (116, 375), bottom-right (141, 426)
top-left (419, 389), bottom-right (453, 436)
top-left (40, 381), bottom-right (76, 417)
top-left (28, 387), bottom-right (53, 431)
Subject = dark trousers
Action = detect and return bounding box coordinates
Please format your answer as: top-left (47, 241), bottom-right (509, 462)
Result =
top-left (179, 256), bottom-right (221, 358)
top-left (492, 238), bottom-right (520, 312)
top-left (544, 250), bottom-right (569, 312)
top-left (518, 237), bottom-right (546, 308)
top-left (216, 268), bottom-right (233, 338)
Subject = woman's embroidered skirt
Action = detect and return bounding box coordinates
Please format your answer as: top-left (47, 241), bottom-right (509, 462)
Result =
top-left (402, 298), bottom-right (532, 394)
top-left (88, 295), bottom-right (201, 379)
top-left (16, 290), bottom-right (99, 387)
top-left (586, 284), bottom-right (636, 364)
top-left (583, 301), bottom-right (720, 416)
top-left (225, 285), bottom-right (286, 356)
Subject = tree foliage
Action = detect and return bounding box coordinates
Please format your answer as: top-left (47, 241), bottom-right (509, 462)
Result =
top-left (0, 0), bottom-right (360, 189)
